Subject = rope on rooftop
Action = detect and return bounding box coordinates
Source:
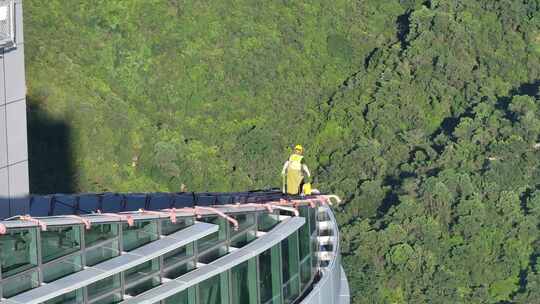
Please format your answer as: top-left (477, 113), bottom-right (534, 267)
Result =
top-left (195, 206), bottom-right (239, 231)
top-left (19, 215), bottom-right (47, 231)
top-left (225, 197), bottom-right (321, 216)
top-left (321, 195), bottom-right (341, 205)
top-left (227, 203), bottom-right (274, 212)
top-left (0, 194), bottom-right (331, 233)
top-left (305, 198), bottom-right (318, 208)
top-left (270, 205), bottom-right (300, 217)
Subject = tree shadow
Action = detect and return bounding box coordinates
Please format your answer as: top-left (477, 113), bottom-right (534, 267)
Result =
top-left (513, 80), bottom-right (540, 97)
top-left (396, 11), bottom-right (412, 51)
top-left (27, 95), bottom-right (76, 194)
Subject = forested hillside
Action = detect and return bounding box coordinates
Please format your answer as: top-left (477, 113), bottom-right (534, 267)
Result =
top-left (25, 0), bottom-right (540, 302)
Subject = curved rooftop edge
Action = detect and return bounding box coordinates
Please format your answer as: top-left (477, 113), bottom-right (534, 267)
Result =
top-left (0, 191), bottom-right (349, 304)
top-left (300, 205), bottom-right (350, 304)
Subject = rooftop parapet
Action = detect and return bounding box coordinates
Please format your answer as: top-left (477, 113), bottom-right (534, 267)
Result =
top-left (0, 193), bottom-right (348, 304)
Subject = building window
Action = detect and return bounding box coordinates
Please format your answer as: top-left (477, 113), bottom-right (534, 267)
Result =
top-left (124, 258), bottom-right (161, 296)
top-left (258, 211), bottom-right (280, 232)
top-left (85, 223), bottom-right (120, 266)
top-left (298, 207), bottom-right (315, 290)
top-left (164, 261), bottom-right (195, 280)
top-left (230, 258), bottom-right (258, 304)
top-left (230, 213), bottom-right (257, 248)
top-left (281, 232), bottom-right (300, 303)
top-left (161, 217), bottom-right (194, 236)
top-left (198, 246), bottom-right (227, 264)
top-left (88, 292), bottom-right (122, 304)
top-left (309, 206), bottom-right (317, 235)
top-left (43, 289), bottom-right (84, 304)
top-left (229, 230), bottom-right (257, 248)
top-left (163, 287), bottom-right (196, 304)
top-left (42, 254), bottom-right (83, 283)
top-left (198, 273), bottom-right (229, 304)
top-left (41, 225), bottom-right (82, 263)
top-left (0, 228), bottom-right (38, 278)
top-left (258, 245), bottom-right (282, 304)
top-left (196, 217), bottom-right (227, 253)
top-left (85, 223), bottom-right (119, 247)
top-left (163, 243), bottom-right (195, 279)
top-left (86, 240), bottom-right (120, 267)
top-left (122, 220), bottom-right (158, 251)
top-left (2, 268), bottom-right (39, 298)
top-left (0, 0), bottom-right (15, 47)
top-left (86, 274), bottom-right (121, 304)
top-left (230, 213), bottom-right (256, 236)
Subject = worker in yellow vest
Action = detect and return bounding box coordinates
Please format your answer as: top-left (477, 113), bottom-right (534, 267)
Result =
top-left (281, 145), bottom-right (311, 195)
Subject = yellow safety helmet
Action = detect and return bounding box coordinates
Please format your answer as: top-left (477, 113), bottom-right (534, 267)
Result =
top-left (294, 144), bottom-right (304, 153)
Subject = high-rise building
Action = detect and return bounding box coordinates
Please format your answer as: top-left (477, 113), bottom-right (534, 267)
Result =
top-left (0, 0), bottom-right (29, 202)
top-left (0, 192), bottom-right (350, 304)
top-left (0, 2), bottom-right (350, 304)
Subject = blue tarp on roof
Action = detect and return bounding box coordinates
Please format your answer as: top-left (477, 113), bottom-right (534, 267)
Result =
top-left (0, 189), bottom-right (287, 219)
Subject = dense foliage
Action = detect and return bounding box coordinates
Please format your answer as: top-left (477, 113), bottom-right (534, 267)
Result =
top-left (25, 0), bottom-right (540, 302)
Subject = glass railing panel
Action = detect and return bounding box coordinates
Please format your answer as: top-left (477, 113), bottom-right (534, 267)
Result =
top-left (311, 233), bottom-right (319, 269)
top-left (230, 258), bottom-right (258, 304)
top-left (230, 229), bottom-right (256, 248)
top-left (161, 217), bottom-right (194, 236)
top-left (0, 227), bottom-right (38, 278)
top-left (298, 207), bottom-right (312, 259)
top-left (42, 288), bottom-right (84, 304)
top-left (283, 274), bottom-right (301, 304)
top-left (163, 260), bottom-right (196, 280)
top-left (85, 223), bottom-right (119, 247)
top-left (41, 225), bottom-right (82, 263)
top-left (89, 292), bottom-right (122, 304)
top-left (281, 232), bottom-right (300, 303)
top-left (198, 273), bottom-right (229, 304)
top-left (87, 274), bottom-right (121, 301)
top-left (86, 240), bottom-right (120, 266)
top-left (2, 268), bottom-right (39, 298)
top-left (298, 206), bottom-right (315, 291)
top-left (258, 245), bottom-right (282, 304)
top-left (258, 212), bottom-right (279, 232)
top-left (122, 220), bottom-right (158, 251)
top-left (124, 258), bottom-right (160, 287)
top-left (42, 254), bottom-right (83, 283)
top-left (125, 275), bottom-right (160, 297)
top-left (163, 243), bottom-right (194, 268)
top-left (123, 258), bottom-right (161, 297)
top-left (309, 206), bottom-right (317, 234)
top-left (196, 217), bottom-right (227, 252)
top-left (230, 213), bottom-right (256, 238)
top-left (299, 255), bottom-right (313, 291)
top-left (316, 210), bottom-right (330, 222)
top-left (163, 243), bottom-right (196, 279)
top-left (198, 246), bottom-right (227, 264)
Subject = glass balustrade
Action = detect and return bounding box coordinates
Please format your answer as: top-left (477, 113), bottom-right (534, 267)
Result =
top-left (0, 228), bottom-right (38, 278)
top-left (122, 220), bottom-right (159, 251)
top-left (0, 204), bottom-right (321, 304)
top-left (43, 289), bottom-right (84, 304)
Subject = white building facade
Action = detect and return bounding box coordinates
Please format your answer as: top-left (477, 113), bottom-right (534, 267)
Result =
top-left (0, 0), bottom-right (29, 205)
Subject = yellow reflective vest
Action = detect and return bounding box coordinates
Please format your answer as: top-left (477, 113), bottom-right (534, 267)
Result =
top-left (286, 154), bottom-right (304, 195)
